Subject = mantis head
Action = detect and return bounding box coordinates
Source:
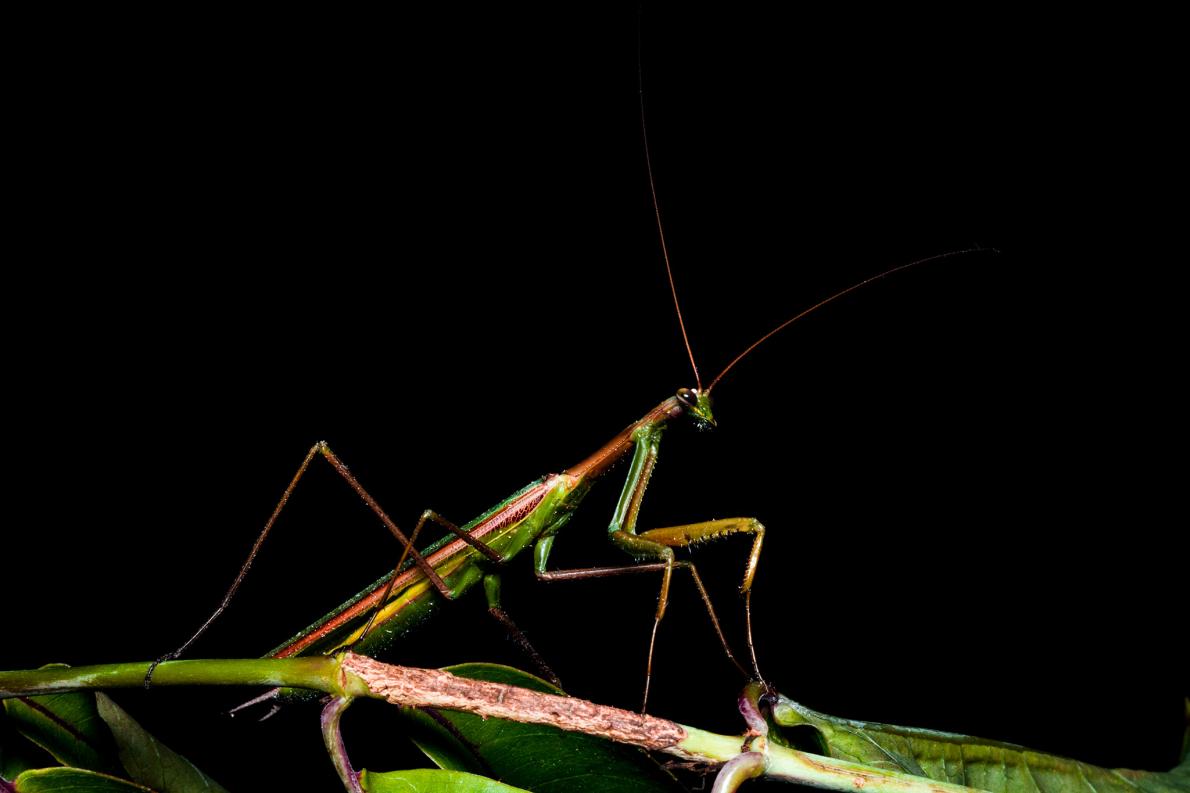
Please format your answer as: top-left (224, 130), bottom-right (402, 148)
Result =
top-left (676, 387), bottom-right (715, 430)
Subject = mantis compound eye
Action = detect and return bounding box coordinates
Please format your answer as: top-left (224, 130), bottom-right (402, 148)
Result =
top-left (676, 387), bottom-right (697, 407)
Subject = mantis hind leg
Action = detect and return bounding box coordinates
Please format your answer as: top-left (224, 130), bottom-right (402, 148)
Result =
top-left (146, 442), bottom-right (503, 685)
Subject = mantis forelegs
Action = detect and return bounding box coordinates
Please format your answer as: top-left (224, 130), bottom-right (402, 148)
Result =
top-left (633, 517), bottom-right (766, 679)
top-left (534, 519), bottom-right (765, 711)
top-left (537, 422), bottom-right (767, 711)
top-left (614, 518), bottom-right (766, 709)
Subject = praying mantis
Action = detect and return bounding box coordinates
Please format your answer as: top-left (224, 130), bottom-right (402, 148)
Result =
top-left (3, 5), bottom-right (1180, 791)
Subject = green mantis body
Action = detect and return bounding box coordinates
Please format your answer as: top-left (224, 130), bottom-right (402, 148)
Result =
top-left (252, 388), bottom-right (762, 700)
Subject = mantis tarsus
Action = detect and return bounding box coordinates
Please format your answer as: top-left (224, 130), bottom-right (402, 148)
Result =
top-left (6, 5), bottom-right (1181, 791)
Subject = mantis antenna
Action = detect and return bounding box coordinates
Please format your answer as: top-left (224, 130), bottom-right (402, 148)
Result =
top-left (639, 11), bottom-right (701, 392)
top-left (707, 247), bottom-right (997, 394)
top-left (637, 13), bottom-right (993, 397)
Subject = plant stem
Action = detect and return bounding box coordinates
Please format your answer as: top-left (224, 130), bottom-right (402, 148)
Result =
top-left (2, 654), bottom-right (982, 793)
top-left (340, 653), bottom-right (980, 793)
top-left (0, 657), bottom-right (337, 697)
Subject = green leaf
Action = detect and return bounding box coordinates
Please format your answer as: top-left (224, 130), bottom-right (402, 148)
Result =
top-left (2, 683), bottom-right (121, 775)
top-left (1, 709), bottom-right (54, 782)
top-left (772, 695), bottom-right (1190, 793)
top-left (360, 767), bottom-right (531, 792)
top-left (396, 664), bottom-right (685, 793)
top-left (11, 766), bottom-right (154, 792)
top-left (93, 694), bottom-right (229, 793)
top-left (0, 673), bottom-right (226, 793)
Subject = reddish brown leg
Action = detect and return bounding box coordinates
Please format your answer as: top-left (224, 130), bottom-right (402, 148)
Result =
top-left (146, 442), bottom-right (502, 684)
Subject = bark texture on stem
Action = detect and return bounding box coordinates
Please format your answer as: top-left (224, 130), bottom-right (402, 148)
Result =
top-left (342, 653), bottom-right (687, 751)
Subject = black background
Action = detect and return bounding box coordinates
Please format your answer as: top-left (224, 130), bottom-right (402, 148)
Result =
top-left (3, 5), bottom-right (1183, 791)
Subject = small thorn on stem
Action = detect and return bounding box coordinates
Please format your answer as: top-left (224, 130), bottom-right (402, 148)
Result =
top-left (228, 688), bottom-right (281, 718)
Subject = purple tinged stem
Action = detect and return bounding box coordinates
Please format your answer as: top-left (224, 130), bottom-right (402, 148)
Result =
top-left (321, 696), bottom-right (362, 793)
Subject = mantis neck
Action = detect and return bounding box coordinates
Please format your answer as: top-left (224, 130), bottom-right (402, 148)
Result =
top-left (564, 396), bottom-right (683, 482)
